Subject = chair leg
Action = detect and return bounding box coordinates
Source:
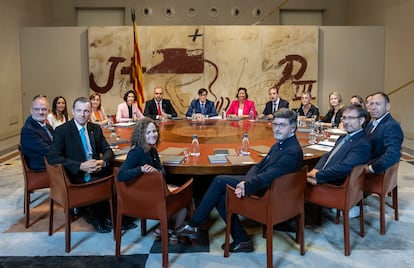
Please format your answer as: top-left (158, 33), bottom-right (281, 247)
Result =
top-left (115, 211), bottom-right (123, 256)
top-left (223, 211), bottom-right (232, 257)
top-left (141, 219), bottom-right (147, 236)
top-left (266, 222), bottom-right (273, 268)
top-left (359, 201), bottom-right (365, 237)
top-left (379, 193), bottom-right (386, 235)
top-left (343, 210), bottom-right (350, 256)
top-left (393, 186), bottom-right (399, 221)
top-left (298, 213), bottom-right (305, 256)
top-left (25, 190), bottom-right (30, 228)
top-left (160, 220), bottom-right (169, 268)
top-left (48, 199), bottom-right (54, 236)
top-left (335, 209), bottom-right (340, 224)
top-left (65, 208), bottom-right (71, 253)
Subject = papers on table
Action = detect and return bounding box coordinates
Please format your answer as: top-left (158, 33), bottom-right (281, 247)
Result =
top-left (329, 135), bottom-right (340, 141)
top-left (213, 148), bottom-right (238, 156)
top-left (162, 155), bottom-right (186, 164)
top-left (226, 155), bottom-right (256, 165)
top-left (208, 155), bottom-right (228, 164)
top-left (113, 122), bottom-right (136, 127)
top-left (306, 144), bottom-right (333, 152)
top-left (159, 147), bottom-right (187, 155)
top-left (318, 140), bottom-right (336, 147)
top-left (327, 128), bottom-right (347, 135)
top-left (250, 145), bottom-right (271, 154)
top-left (112, 148), bottom-right (130, 156)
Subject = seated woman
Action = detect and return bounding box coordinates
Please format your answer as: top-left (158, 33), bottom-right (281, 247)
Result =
top-left (116, 90), bottom-right (144, 122)
top-left (296, 91), bottom-right (320, 119)
top-left (90, 93), bottom-right (109, 125)
top-left (117, 118), bottom-right (187, 242)
top-left (226, 87), bottom-right (257, 118)
top-left (322, 91), bottom-right (344, 128)
top-left (47, 96), bottom-right (69, 129)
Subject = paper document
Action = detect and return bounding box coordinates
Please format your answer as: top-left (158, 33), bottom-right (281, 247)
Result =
top-left (159, 147), bottom-right (187, 155)
top-left (250, 145), bottom-right (271, 154)
top-left (307, 144), bottom-right (333, 152)
top-left (226, 155), bottom-right (256, 165)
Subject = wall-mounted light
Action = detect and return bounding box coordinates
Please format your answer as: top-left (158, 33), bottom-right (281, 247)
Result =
top-left (253, 8), bottom-right (262, 17)
top-left (141, 7), bottom-right (152, 17)
top-left (231, 7), bottom-right (241, 17)
top-left (164, 7), bottom-right (175, 17)
top-left (208, 7), bottom-right (220, 17)
top-left (187, 7), bottom-right (197, 17)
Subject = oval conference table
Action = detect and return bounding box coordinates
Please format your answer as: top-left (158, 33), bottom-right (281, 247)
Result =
top-left (108, 118), bottom-right (329, 176)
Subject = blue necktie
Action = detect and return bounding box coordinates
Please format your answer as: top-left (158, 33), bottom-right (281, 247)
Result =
top-left (43, 125), bottom-right (53, 141)
top-left (80, 127), bottom-right (91, 182)
top-left (201, 104), bottom-right (205, 115)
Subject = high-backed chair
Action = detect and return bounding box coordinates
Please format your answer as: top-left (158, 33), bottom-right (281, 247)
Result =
top-left (305, 165), bottom-right (365, 256)
top-left (44, 158), bottom-right (114, 253)
top-left (18, 145), bottom-right (50, 228)
top-left (363, 162), bottom-right (399, 235)
top-left (113, 167), bottom-right (194, 268)
top-left (224, 167), bottom-right (307, 268)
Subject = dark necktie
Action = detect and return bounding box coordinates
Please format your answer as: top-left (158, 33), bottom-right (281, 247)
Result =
top-left (80, 127), bottom-right (91, 182)
top-left (43, 125), bottom-right (53, 141)
top-left (272, 102), bottom-right (277, 113)
top-left (201, 104), bottom-right (205, 115)
top-left (323, 135), bottom-right (350, 169)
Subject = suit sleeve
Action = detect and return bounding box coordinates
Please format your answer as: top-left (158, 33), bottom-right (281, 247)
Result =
top-left (207, 101), bottom-right (218, 117)
top-left (186, 100), bottom-right (196, 117)
top-left (166, 100), bottom-right (177, 117)
top-left (143, 101), bottom-right (157, 119)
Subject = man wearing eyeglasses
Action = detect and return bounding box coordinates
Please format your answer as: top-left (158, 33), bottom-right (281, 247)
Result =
top-left (306, 104), bottom-right (371, 186)
top-left (176, 108), bottom-right (304, 253)
top-left (20, 95), bottom-right (54, 170)
top-left (185, 88), bottom-right (218, 119)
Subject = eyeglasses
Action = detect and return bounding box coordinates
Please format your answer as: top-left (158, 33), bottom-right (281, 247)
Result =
top-left (272, 123), bottom-right (289, 128)
top-left (199, 93), bottom-right (207, 96)
top-left (340, 116), bottom-right (360, 121)
top-left (32, 108), bottom-right (48, 112)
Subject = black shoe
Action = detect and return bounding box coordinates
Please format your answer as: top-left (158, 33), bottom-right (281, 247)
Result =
top-left (121, 222), bottom-right (137, 231)
top-left (175, 224), bottom-right (200, 239)
top-left (273, 220), bottom-right (296, 233)
top-left (94, 223), bottom-right (111, 233)
top-left (221, 240), bottom-right (254, 253)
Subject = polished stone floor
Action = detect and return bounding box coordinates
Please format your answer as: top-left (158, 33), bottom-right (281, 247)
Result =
top-left (0, 152), bottom-right (414, 267)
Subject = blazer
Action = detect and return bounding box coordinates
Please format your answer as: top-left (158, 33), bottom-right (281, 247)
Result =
top-left (261, 98), bottom-right (289, 115)
top-left (20, 116), bottom-right (54, 170)
top-left (315, 129), bottom-right (371, 184)
top-left (244, 135), bottom-right (304, 196)
top-left (226, 99), bottom-right (257, 117)
top-left (116, 102), bottom-right (144, 122)
top-left (185, 99), bottom-right (218, 117)
top-left (47, 119), bottom-right (114, 184)
top-left (296, 104), bottom-right (320, 119)
top-left (144, 99), bottom-right (177, 119)
top-left (322, 107), bottom-right (344, 127)
top-left (366, 113), bottom-right (404, 174)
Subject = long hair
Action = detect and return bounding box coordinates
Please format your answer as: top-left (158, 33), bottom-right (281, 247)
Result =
top-left (130, 118), bottom-right (160, 152)
top-left (90, 93), bottom-right (102, 110)
top-left (328, 91), bottom-right (344, 111)
top-left (51, 96), bottom-right (68, 121)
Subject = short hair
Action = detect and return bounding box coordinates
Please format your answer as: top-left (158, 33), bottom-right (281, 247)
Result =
top-left (268, 87), bottom-right (277, 93)
top-left (123, 90), bottom-right (137, 102)
top-left (343, 104), bottom-right (368, 119)
top-left (371, 91), bottom-right (390, 103)
top-left (198, 88), bottom-right (208, 95)
top-left (90, 93), bottom-right (102, 110)
top-left (72, 96), bottom-right (90, 109)
top-left (130, 118), bottom-right (160, 152)
top-left (236, 87), bottom-right (248, 99)
top-left (301, 91), bottom-right (311, 98)
top-left (32, 94), bottom-right (47, 101)
top-left (273, 108), bottom-right (297, 127)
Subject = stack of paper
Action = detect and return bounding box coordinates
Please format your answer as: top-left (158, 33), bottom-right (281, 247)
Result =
top-left (208, 155), bottom-right (228, 164)
top-left (226, 155), bottom-right (256, 165)
top-left (162, 155), bottom-right (186, 164)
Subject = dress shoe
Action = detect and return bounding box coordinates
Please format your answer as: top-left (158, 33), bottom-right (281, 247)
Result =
top-left (104, 217), bottom-right (137, 230)
top-left (175, 224), bottom-right (200, 239)
top-left (221, 240), bottom-right (254, 253)
top-left (93, 222), bottom-right (111, 233)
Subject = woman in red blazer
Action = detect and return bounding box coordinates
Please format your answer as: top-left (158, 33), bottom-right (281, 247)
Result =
top-left (226, 87), bottom-right (257, 118)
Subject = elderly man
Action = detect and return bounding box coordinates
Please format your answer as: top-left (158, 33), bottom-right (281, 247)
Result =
top-left (177, 108), bottom-right (304, 252)
top-left (20, 95), bottom-right (54, 170)
top-left (143, 86), bottom-right (177, 120)
top-left (258, 87), bottom-right (289, 120)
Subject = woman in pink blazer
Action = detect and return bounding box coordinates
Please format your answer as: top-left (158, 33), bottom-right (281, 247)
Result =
top-left (116, 90), bottom-right (144, 122)
top-left (226, 87), bottom-right (257, 118)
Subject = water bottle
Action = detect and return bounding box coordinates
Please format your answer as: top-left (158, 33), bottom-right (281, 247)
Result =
top-left (240, 133), bottom-right (250, 156)
top-left (311, 116), bottom-right (316, 131)
top-left (249, 108), bottom-right (254, 121)
top-left (297, 112), bottom-right (301, 127)
top-left (222, 109), bottom-right (227, 120)
top-left (107, 116), bottom-right (113, 128)
top-left (109, 129), bottom-right (117, 147)
top-left (190, 134), bottom-right (200, 156)
top-left (191, 108), bottom-right (197, 121)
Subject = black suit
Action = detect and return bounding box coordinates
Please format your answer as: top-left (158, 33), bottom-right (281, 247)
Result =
top-left (262, 98), bottom-right (289, 115)
top-left (143, 99), bottom-right (177, 119)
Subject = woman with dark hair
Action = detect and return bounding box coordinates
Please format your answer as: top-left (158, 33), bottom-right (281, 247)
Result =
top-left (116, 90), bottom-right (144, 122)
top-left (322, 91), bottom-right (344, 128)
top-left (47, 96), bottom-right (69, 129)
top-left (226, 87), bottom-right (257, 118)
top-left (117, 118), bottom-right (187, 242)
top-left (90, 93), bottom-right (109, 125)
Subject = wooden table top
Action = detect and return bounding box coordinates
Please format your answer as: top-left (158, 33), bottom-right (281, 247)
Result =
top-left (107, 119), bottom-right (326, 175)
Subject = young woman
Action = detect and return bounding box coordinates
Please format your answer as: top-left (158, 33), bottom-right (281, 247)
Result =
top-left (89, 93), bottom-right (109, 125)
top-left (47, 96), bottom-right (68, 129)
top-left (322, 91), bottom-right (344, 128)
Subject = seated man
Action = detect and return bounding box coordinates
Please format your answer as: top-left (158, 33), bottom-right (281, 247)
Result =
top-left (20, 95), bottom-right (54, 170)
top-left (258, 87), bottom-right (289, 120)
top-left (177, 108), bottom-right (304, 252)
top-left (185, 88), bottom-right (218, 119)
top-left (143, 86), bottom-right (177, 120)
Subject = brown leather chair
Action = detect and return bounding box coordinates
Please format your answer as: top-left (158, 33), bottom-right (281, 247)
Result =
top-left (363, 162), bottom-right (399, 235)
top-left (305, 165), bottom-right (365, 256)
top-left (113, 167), bottom-right (194, 268)
top-left (18, 145), bottom-right (50, 228)
top-left (44, 158), bottom-right (115, 253)
top-left (223, 167), bottom-right (307, 268)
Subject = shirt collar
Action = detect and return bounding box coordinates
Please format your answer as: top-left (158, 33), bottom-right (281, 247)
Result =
top-left (74, 120), bottom-right (87, 132)
top-left (373, 112), bottom-right (389, 126)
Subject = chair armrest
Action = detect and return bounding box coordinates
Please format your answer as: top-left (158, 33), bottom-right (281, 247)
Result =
top-left (170, 178), bottom-right (193, 194)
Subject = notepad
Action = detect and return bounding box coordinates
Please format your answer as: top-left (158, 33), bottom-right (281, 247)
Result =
top-left (208, 155), bottom-right (228, 164)
top-left (226, 155), bottom-right (256, 165)
top-left (159, 147), bottom-right (187, 155)
top-left (114, 122), bottom-right (136, 127)
top-left (162, 155), bottom-right (186, 164)
top-left (250, 145), bottom-right (271, 154)
top-left (213, 148), bottom-right (238, 156)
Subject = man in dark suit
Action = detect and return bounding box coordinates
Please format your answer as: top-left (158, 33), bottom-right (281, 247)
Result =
top-left (143, 86), bottom-right (177, 120)
top-left (177, 109), bottom-right (304, 252)
top-left (258, 86), bottom-right (289, 120)
top-left (365, 92), bottom-right (403, 174)
top-left (307, 104), bottom-right (371, 185)
top-left (185, 88), bottom-right (218, 118)
top-left (20, 95), bottom-right (54, 170)
top-left (48, 97), bottom-right (128, 233)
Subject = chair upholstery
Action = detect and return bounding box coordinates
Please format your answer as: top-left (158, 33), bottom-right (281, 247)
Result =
top-left (363, 162), bottom-right (399, 235)
top-left (305, 165), bottom-right (365, 256)
top-left (44, 158), bottom-right (114, 253)
top-left (224, 167), bottom-right (307, 268)
top-left (113, 167), bottom-right (194, 268)
top-left (18, 145), bottom-right (50, 228)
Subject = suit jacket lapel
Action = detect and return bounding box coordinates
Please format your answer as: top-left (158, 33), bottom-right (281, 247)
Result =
top-left (86, 124), bottom-right (96, 158)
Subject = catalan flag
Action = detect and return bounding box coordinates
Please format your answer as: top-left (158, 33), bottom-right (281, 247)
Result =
top-left (131, 9), bottom-right (145, 112)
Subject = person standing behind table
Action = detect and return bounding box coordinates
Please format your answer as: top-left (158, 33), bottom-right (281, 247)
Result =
top-left (20, 95), bottom-right (54, 171)
top-left (296, 91), bottom-right (320, 119)
top-left (176, 108), bottom-right (304, 253)
top-left (258, 86), bottom-right (289, 120)
top-left (47, 96), bottom-right (69, 129)
top-left (90, 93), bottom-right (109, 126)
top-left (116, 90), bottom-right (144, 122)
top-left (226, 87), bottom-right (257, 119)
top-left (144, 86), bottom-right (177, 120)
top-left (47, 97), bottom-right (119, 233)
top-left (322, 91), bottom-right (344, 128)
top-left (185, 88), bottom-right (218, 119)
top-left (365, 92), bottom-right (404, 175)
top-left (117, 118), bottom-right (187, 242)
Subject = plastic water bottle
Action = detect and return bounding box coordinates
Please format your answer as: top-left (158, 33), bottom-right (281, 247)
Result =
top-left (191, 108), bottom-right (197, 121)
top-left (190, 134), bottom-right (200, 156)
top-left (297, 112), bottom-right (301, 127)
top-left (222, 109), bottom-right (227, 120)
top-left (240, 133), bottom-right (250, 156)
top-left (107, 116), bottom-right (113, 128)
top-left (249, 108), bottom-right (254, 121)
top-left (109, 129), bottom-right (117, 147)
top-left (311, 116), bottom-right (316, 131)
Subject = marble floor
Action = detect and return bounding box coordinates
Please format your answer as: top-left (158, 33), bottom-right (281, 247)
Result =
top-left (0, 152), bottom-right (414, 267)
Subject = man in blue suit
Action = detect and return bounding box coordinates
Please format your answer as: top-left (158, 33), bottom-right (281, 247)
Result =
top-left (307, 104), bottom-right (371, 185)
top-left (20, 95), bottom-right (54, 170)
top-left (177, 109), bottom-right (304, 252)
top-left (185, 88), bottom-right (218, 118)
top-left (365, 92), bottom-right (403, 174)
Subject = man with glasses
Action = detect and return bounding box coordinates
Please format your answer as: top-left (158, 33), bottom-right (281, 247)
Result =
top-left (185, 88), bottom-right (218, 119)
top-left (177, 108), bottom-right (304, 252)
top-left (20, 95), bottom-right (54, 170)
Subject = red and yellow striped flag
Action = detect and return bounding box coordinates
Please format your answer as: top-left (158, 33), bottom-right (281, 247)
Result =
top-left (131, 9), bottom-right (145, 112)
